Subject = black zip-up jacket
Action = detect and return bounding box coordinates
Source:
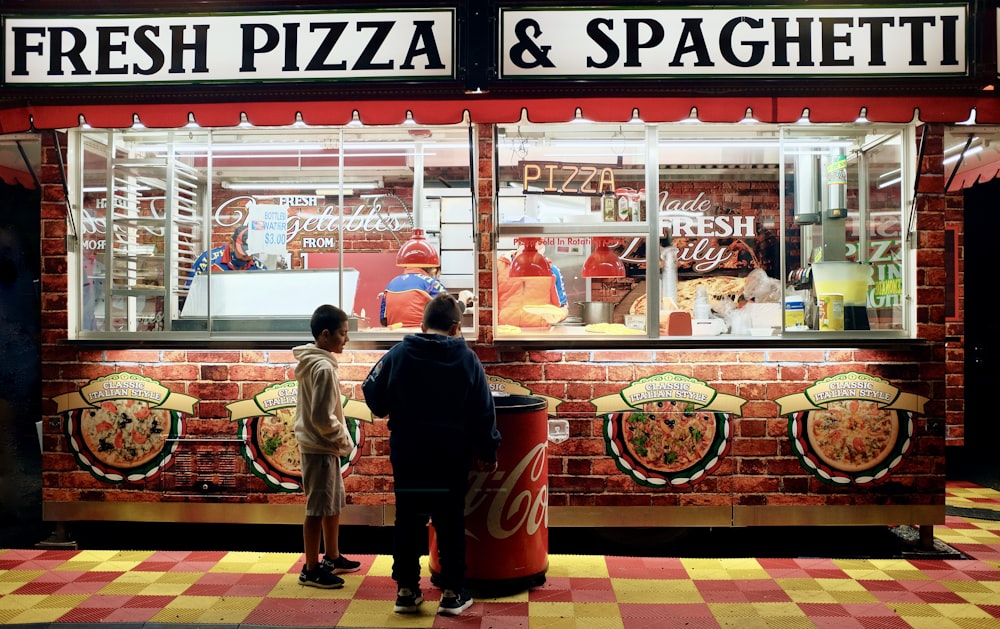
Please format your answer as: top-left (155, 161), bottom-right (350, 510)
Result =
top-left (362, 333), bottom-right (500, 467)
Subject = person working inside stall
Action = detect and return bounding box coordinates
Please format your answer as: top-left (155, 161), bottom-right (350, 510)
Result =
top-left (378, 265), bottom-right (449, 328)
top-left (187, 224), bottom-right (266, 286)
top-left (496, 240), bottom-right (568, 328)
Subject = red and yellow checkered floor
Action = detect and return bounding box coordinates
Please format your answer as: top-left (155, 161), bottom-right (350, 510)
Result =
top-left (2, 481), bottom-right (999, 628)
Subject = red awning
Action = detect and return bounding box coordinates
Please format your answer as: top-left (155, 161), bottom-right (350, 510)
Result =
top-left (5, 94), bottom-right (1000, 191)
top-left (3, 95), bottom-right (1000, 133)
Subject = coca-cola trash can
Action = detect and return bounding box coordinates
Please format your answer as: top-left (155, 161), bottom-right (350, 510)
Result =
top-left (430, 394), bottom-right (549, 596)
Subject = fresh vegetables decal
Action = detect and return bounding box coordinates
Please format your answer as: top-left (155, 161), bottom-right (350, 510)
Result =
top-left (594, 373), bottom-right (745, 487)
top-left (777, 372), bottom-right (928, 485)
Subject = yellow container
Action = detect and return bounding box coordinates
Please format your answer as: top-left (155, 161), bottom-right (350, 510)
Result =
top-left (817, 294), bottom-right (844, 331)
top-left (784, 296), bottom-right (805, 329)
top-left (811, 262), bottom-right (870, 306)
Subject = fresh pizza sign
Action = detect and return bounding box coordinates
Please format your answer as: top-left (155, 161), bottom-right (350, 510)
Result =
top-left (4, 9), bottom-right (455, 85)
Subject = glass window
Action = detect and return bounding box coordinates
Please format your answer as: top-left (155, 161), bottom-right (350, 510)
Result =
top-left (70, 124), bottom-right (475, 339)
top-left (494, 120), bottom-right (912, 340)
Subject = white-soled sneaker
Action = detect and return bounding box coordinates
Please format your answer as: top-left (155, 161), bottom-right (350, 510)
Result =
top-left (394, 587), bottom-right (424, 613)
top-left (298, 565), bottom-right (344, 589)
top-left (437, 588), bottom-right (473, 616)
top-left (319, 554), bottom-right (361, 574)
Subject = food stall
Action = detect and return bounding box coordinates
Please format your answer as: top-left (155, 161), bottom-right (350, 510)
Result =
top-left (1, 1), bottom-right (989, 544)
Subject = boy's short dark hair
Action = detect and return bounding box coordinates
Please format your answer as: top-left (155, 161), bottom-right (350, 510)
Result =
top-left (423, 293), bottom-right (463, 331)
top-left (310, 304), bottom-right (348, 339)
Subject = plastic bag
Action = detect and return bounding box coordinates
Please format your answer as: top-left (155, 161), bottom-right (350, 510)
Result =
top-left (742, 269), bottom-right (782, 303)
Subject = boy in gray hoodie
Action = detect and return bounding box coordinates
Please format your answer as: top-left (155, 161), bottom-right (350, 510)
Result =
top-left (293, 304), bottom-right (361, 588)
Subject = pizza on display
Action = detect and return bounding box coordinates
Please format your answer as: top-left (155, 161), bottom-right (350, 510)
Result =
top-left (623, 401), bottom-right (717, 471)
top-left (78, 399), bottom-right (169, 470)
top-left (804, 399), bottom-right (899, 473)
top-left (629, 276), bottom-right (747, 316)
top-left (607, 399), bottom-right (731, 486)
top-left (257, 406), bottom-right (301, 477)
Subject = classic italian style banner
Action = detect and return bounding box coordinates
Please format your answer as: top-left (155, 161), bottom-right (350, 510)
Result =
top-left (595, 372), bottom-right (744, 487)
top-left (52, 372), bottom-right (197, 414)
top-left (500, 5), bottom-right (967, 78)
top-left (775, 371), bottom-right (928, 416)
top-left (4, 9), bottom-right (455, 85)
top-left (51, 372), bottom-right (191, 484)
top-left (592, 372), bottom-right (746, 415)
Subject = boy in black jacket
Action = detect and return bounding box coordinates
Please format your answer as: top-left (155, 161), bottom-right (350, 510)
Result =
top-left (362, 293), bottom-right (500, 617)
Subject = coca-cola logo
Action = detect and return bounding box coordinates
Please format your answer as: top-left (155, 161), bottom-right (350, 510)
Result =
top-left (465, 442), bottom-right (547, 541)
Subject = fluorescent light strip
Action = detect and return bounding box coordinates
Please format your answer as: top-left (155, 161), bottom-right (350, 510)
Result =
top-left (943, 145), bottom-right (982, 165)
top-left (945, 137), bottom-right (979, 155)
top-left (222, 181), bottom-right (380, 191)
top-left (134, 142), bottom-right (327, 153)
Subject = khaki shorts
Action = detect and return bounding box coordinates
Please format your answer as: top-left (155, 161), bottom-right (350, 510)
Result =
top-left (300, 453), bottom-right (346, 517)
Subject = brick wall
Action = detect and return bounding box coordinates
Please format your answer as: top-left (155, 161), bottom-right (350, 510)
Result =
top-left (37, 124), bottom-right (951, 516)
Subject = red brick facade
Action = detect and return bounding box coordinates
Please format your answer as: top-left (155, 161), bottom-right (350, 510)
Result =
top-left (37, 124), bottom-right (953, 521)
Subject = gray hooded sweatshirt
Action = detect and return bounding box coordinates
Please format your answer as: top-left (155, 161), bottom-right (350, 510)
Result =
top-left (292, 343), bottom-right (352, 457)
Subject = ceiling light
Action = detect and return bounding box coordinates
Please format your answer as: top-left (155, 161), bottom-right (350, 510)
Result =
top-left (396, 228), bottom-right (440, 267)
top-left (582, 237), bottom-right (626, 278)
top-left (509, 237), bottom-right (552, 277)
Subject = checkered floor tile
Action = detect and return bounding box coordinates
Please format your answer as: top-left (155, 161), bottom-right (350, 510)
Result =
top-left (2, 481), bottom-right (999, 628)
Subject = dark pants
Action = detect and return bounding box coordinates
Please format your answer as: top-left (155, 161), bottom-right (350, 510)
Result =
top-left (391, 459), bottom-right (468, 593)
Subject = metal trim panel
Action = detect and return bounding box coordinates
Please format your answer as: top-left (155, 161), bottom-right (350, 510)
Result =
top-left (733, 504), bottom-right (945, 527)
top-left (549, 505), bottom-right (732, 527)
top-left (43, 501), bottom-right (945, 529)
top-left (43, 501), bottom-right (387, 526)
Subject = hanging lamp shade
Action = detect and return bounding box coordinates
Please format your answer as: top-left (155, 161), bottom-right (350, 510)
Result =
top-left (396, 228), bottom-right (440, 267)
top-left (582, 237), bottom-right (626, 278)
top-left (509, 237), bottom-right (552, 277)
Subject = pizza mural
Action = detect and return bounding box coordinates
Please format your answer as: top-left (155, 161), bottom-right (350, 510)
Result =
top-left (52, 372), bottom-right (197, 483)
top-left (593, 373), bottom-right (746, 487)
top-left (777, 372), bottom-right (928, 485)
top-left (227, 381), bottom-right (372, 492)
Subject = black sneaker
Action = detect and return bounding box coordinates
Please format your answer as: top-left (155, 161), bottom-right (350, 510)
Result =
top-left (320, 554), bottom-right (361, 574)
top-left (393, 587), bottom-right (424, 613)
top-left (437, 589), bottom-right (473, 616)
top-left (298, 565), bottom-right (345, 589)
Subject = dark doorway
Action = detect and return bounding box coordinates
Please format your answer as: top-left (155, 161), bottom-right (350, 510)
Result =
top-left (948, 178), bottom-right (1000, 489)
top-left (0, 179), bottom-right (43, 546)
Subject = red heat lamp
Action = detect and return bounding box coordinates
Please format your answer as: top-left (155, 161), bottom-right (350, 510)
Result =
top-left (395, 228), bottom-right (440, 267)
top-left (509, 237), bottom-right (552, 277)
top-left (582, 237), bottom-right (626, 278)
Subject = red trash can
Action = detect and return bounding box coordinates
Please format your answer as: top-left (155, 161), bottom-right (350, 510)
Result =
top-left (430, 394), bottom-right (549, 595)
